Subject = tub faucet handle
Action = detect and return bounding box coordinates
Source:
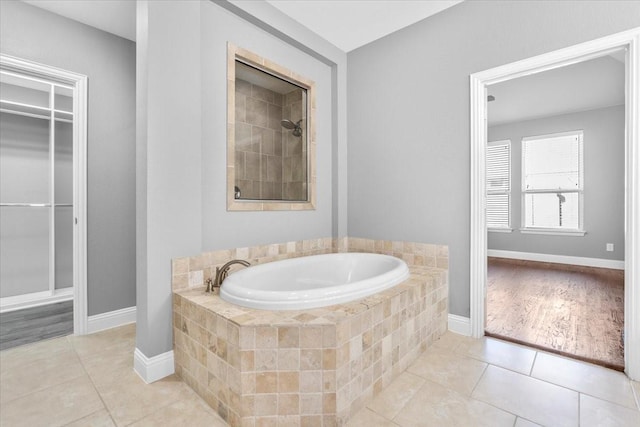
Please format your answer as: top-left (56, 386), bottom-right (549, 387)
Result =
top-left (210, 260), bottom-right (251, 291)
top-left (205, 277), bottom-right (214, 293)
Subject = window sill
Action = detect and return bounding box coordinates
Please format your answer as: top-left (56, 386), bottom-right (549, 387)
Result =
top-left (520, 228), bottom-right (586, 236)
top-left (488, 228), bottom-right (513, 233)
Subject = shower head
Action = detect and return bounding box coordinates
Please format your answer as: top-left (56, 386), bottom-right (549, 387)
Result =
top-left (281, 119), bottom-right (301, 129)
top-left (281, 119), bottom-right (303, 137)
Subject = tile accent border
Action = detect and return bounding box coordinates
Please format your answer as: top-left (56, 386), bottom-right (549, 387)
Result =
top-left (87, 306), bottom-right (136, 334)
top-left (134, 348), bottom-right (175, 384)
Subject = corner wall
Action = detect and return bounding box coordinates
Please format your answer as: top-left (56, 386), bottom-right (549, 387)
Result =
top-left (136, 0), bottom-right (347, 362)
top-left (347, 0), bottom-right (640, 317)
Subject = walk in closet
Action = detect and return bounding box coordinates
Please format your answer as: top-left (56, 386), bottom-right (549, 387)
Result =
top-left (0, 56), bottom-right (87, 346)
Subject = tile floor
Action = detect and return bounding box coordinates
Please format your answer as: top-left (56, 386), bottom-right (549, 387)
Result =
top-left (0, 324), bottom-right (226, 427)
top-left (0, 325), bottom-right (638, 427)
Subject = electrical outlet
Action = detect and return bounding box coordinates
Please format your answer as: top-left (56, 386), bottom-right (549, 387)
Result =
top-left (606, 243), bottom-right (614, 252)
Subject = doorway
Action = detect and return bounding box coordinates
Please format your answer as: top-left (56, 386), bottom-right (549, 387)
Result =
top-left (0, 54), bottom-right (88, 347)
top-left (482, 55), bottom-right (626, 369)
top-left (469, 28), bottom-right (640, 380)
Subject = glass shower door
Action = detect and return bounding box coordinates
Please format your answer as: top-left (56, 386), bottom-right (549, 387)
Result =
top-left (0, 71), bottom-right (74, 306)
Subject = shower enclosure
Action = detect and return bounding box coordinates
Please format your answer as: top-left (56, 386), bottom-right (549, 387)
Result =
top-left (0, 55), bottom-right (87, 337)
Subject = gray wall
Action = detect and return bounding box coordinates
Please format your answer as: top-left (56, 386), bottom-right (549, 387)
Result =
top-left (488, 106), bottom-right (625, 261)
top-left (136, 0), bottom-right (344, 357)
top-left (1, 0), bottom-right (137, 316)
top-left (347, 0), bottom-right (640, 317)
top-left (201, 1), bottom-right (334, 250)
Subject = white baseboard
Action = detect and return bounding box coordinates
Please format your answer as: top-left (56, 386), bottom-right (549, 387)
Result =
top-left (448, 314), bottom-right (471, 336)
top-left (87, 306), bottom-right (136, 334)
top-left (487, 249), bottom-right (624, 270)
top-left (134, 348), bottom-right (175, 384)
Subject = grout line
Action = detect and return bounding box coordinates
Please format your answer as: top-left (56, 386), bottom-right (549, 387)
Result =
top-left (470, 362), bottom-right (489, 395)
top-left (529, 351), bottom-right (538, 376)
top-left (578, 392), bottom-right (582, 426)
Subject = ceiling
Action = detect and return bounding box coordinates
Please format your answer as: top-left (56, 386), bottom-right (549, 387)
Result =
top-left (19, 0), bottom-right (625, 125)
top-left (265, 0), bottom-right (463, 52)
top-left (20, 0), bottom-right (463, 51)
top-left (22, 0), bottom-right (136, 41)
top-left (488, 53), bottom-right (625, 126)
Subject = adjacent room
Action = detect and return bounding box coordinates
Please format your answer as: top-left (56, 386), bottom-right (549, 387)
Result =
top-left (485, 53), bottom-right (626, 370)
top-left (1, 1), bottom-right (639, 426)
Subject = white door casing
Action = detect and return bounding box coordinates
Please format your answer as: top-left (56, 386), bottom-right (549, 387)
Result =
top-left (469, 28), bottom-right (640, 380)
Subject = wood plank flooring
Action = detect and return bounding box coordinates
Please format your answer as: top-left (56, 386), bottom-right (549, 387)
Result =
top-left (0, 300), bottom-right (73, 350)
top-left (486, 257), bottom-right (624, 371)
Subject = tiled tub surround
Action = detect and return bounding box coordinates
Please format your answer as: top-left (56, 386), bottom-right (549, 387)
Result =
top-left (171, 237), bottom-right (449, 291)
top-left (172, 238), bottom-right (449, 426)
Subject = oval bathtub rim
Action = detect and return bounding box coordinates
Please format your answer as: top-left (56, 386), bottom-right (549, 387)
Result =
top-left (219, 252), bottom-right (410, 311)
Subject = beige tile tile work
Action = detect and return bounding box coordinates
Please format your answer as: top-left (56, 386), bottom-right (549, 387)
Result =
top-left (171, 236), bottom-right (450, 293)
top-left (0, 324), bottom-right (227, 427)
top-left (171, 237), bottom-right (336, 291)
top-left (349, 332), bottom-right (640, 427)
top-left (173, 264), bottom-right (449, 426)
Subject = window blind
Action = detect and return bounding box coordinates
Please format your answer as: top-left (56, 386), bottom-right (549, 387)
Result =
top-left (486, 142), bottom-right (510, 229)
top-left (522, 131), bottom-right (583, 230)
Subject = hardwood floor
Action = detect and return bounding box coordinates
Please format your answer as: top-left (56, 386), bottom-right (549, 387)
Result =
top-left (486, 257), bottom-right (624, 370)
top-left (0, 300), bottom-right (73, 350)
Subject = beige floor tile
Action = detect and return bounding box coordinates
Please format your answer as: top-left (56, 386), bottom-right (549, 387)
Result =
top-left (580, 394), bottom-right (640, 427)
top-left (633, 380), bottom-right (640, 409)
top-left (431, 331), bottom-right (475, 352)
top-left (472, 365), bottom-right (578, 427)
top-left (0, 348), bottom-right (86, 404)
top-left (392, 379), bottom-right (515, 427)
top-left (0, 335), bottom-right (73, 373)
top-left (531, 352), bottom-right (637, 409)
top-left (69, 324), bottom-right (136, 358)
top-left (79, 340), bottom-right (134, 388)
top-left (407, 346), bottom-right (487, 396)
top-left (345, 408), bottom-right (399, 427)
top-left (64, 409), bottom-right (116, 427)
top-left (0, 376), bottom-right (104, 427)
top-left (463, 337), bottom-right (536, 375)
top-left (96, 370), bottom-right (199, 426)
top-left (366, 371), bottom-right (425, 419)
top-left (128, 398), bottom-right (228, 427)
top-left (514, 417), bottom-right (542, 426)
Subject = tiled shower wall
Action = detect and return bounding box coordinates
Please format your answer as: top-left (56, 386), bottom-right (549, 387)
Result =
top-left (282, 88), bottom-right (307, 201)
top-left (234, 79), bottom-right (307, 201)
top-left (235, 78), bottom-right (284, 200)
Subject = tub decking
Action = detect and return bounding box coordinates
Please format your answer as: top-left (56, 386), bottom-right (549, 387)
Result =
top-left (173, 266), bottom-right (448, 426)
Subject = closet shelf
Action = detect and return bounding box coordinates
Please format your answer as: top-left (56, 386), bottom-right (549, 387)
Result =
top-left (0, 99), bottom-right (73, 123)
top-left (0, 203), bottom-right (73, 207)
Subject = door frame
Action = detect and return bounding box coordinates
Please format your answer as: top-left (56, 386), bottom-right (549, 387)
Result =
top-left (469, 27), bottom-right (640, 380)
top-left (1, 54), bottom-right (88, 335)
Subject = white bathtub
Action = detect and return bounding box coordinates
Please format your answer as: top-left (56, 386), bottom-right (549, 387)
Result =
top-left (219, 253), bottom-right (410, 310)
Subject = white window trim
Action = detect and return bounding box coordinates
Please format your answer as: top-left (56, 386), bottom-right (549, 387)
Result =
top-left (520, 130), bottom-right (585, 234)
top-left (487, 139), bottom-right (511, 231)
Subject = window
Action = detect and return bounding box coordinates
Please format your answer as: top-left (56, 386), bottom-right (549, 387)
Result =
top-left (522, 131), bottom-right (584, 233)
top-left (486, 140), bottom-right (511, 230)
